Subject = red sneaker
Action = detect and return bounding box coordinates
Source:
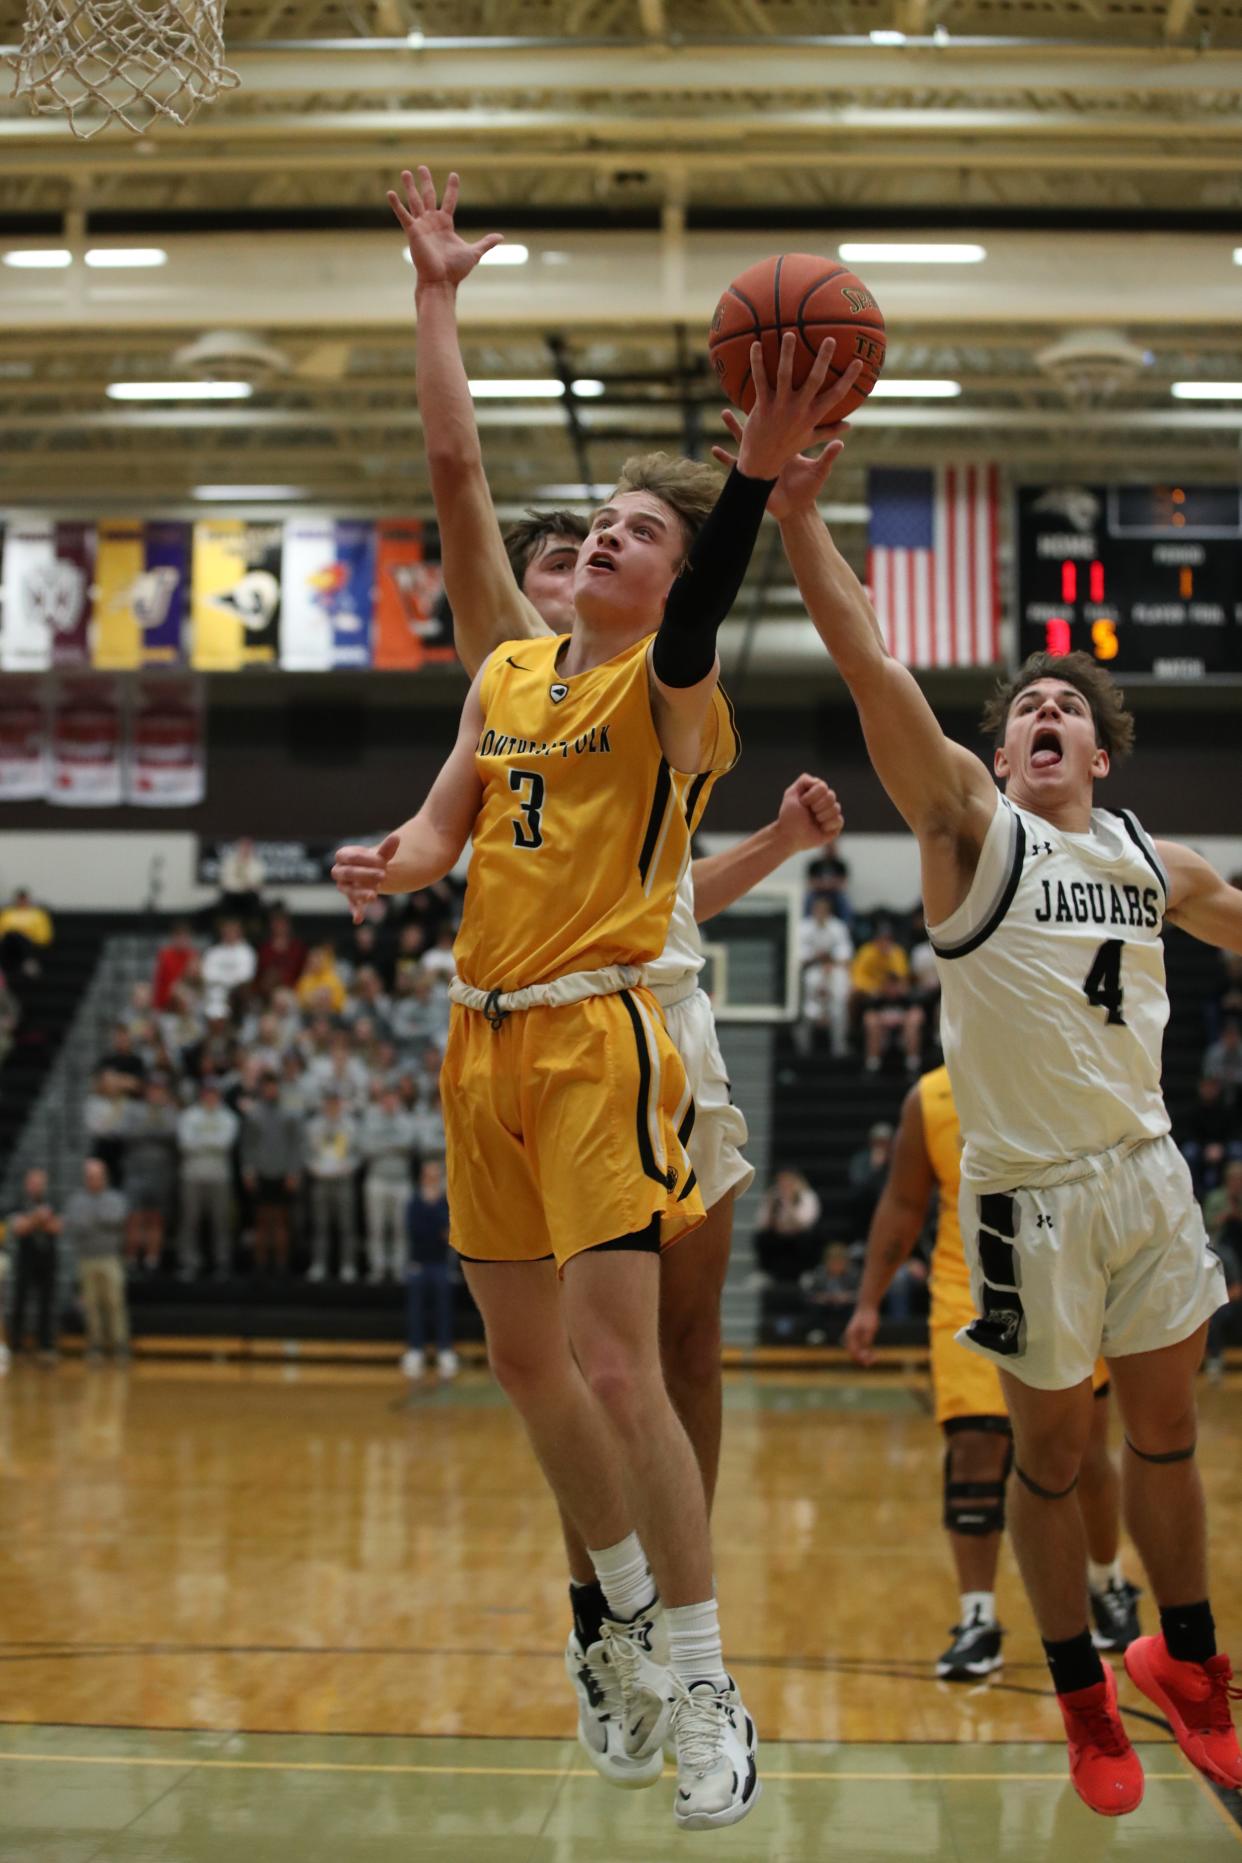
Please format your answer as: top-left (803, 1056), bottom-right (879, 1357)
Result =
top-left (1124, 1634), bottom-right (1242, 1789)
top-left (1057, 1662), bottom-right (1145, 1816)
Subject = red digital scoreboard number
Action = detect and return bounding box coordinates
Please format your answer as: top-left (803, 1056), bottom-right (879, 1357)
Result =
top-left (1045, 616), bottom-right (1072, 654)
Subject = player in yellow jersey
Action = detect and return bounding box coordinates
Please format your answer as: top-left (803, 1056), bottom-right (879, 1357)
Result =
top-left (846, 1066), bottom-right (1141, 1679)
top-left (333, 165), bottom-right (858, 1833)
top-left (390, 160), bottom-right (847, 1776)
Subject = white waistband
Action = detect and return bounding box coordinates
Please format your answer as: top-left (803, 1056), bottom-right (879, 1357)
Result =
top-left (450, 964), bottom-right (641, 1022)
top-left (647, 976), bottom-right (700, 1012)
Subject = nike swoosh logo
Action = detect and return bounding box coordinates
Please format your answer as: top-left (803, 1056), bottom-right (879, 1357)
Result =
top-left (506, 656), bottom-right (529, 670)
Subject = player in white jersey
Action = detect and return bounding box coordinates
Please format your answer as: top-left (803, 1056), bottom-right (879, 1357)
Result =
top-left (396, 164), bottom-right (845, 1793)
top-left (718, 417), bottom-right (1242, 1818)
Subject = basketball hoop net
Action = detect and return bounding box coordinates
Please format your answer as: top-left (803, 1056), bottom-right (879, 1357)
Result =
top-left (10, 0), bottom-right (239, 138)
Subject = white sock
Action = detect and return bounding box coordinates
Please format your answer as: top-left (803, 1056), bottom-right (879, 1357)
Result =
top-left (665, 1598), bottom-right (728, 1690)
top-left (1088, 1558), bottom-right (1125, 1594)
top-left (589, 1532), bottom-right (656, 1623)
top-left (961, 1590), bottom-right (997, 1628)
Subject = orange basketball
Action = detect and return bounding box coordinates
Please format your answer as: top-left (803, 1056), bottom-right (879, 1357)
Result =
top-left (708, 253), bottom-right (886, 421)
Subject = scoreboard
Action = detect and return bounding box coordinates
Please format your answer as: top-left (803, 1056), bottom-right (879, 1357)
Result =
top-left (1016, 483), bottom-right (1242, 679)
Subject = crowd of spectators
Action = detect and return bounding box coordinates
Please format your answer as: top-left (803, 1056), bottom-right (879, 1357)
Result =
top-left (1181, 940), bottom-right (1242, 1373)
top-left (81, 873), bottom-right (461, 1306)
top-left (795, 851), bottom-right (939, 1074)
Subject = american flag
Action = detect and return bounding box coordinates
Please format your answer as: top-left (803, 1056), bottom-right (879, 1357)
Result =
top-left (866, 465), bottom-right (1001, 668)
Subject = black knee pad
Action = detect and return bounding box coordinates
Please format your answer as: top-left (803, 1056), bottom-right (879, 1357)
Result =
top-left (942, 1417), bottom-right (1013, 1537)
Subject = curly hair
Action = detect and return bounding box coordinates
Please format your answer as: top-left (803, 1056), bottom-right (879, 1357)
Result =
top-left (980, 651), bottom-right (1136, 764)
top-left (502, 509), bottom-right (590, 587)
top-left (612, 451), bottom-right (725, 554)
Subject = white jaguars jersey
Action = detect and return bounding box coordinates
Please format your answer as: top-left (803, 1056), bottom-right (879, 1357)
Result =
top-left (641, 860), bottom-right (705, 996)
top-left (928, 794), bottom-right (1171, 1193)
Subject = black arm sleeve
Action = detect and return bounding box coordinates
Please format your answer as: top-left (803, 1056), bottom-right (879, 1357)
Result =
top-left (650, 465), bottom-right (776, 689)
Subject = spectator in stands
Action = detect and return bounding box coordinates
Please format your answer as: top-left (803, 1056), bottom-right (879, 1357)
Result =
top-left (0, 971), bottom-right (19, 1066)
top-left (256, 909), bottom-right (306, 995)
top-left (0, 886), bottom-right (53, 985)
top-left (84, 1069), bottom-right (129, 1184)
top-left (852, 919), bottom-right (924, 1074)
top-left (279, 1051), bottom-right (313, 1117)
top-left (6, 1167), bottom-right (61, 1361)
top-left (804, 1241), bottom-right (862, 1312)
top-left (391, 923), bottom-right (427, 994)
top-left (1215, 952), bottom-right (1242, 1037)
top-left (410, 1078), bottom-right (448, 1162)
top-left (848, 1121), bottom-right (896, 1241)
top-left (390, 969), bottom-right (450, 1052)
top-left (295, 942), bottom-right (347, 1016)
top-left (216, 835), bottom-right (266, 922)
top-left (420, 927), bottom-right (457, 984)
top-left (1181, 1074), bottom-right (1242, 1196)
top-left (1204, 1017), bottom-right (1242, 1104)
top-left (176, 1080), bottom-right (239, 1280)
top-left (121, 1080), bottom-right (179, 1272)
top-left (307, 1028), bottom-right (369, 1112)
top-left (805, 848), bottom-right (852, 925)
top-left (342, 967), bottom-right (392, 1037)
top-left (305, 1090), bottom-right (360, 1282)
top-left (63, 1157), bottom-right (129, 1364)
top-left (361, 1085), bottom-right (418, 1281)
top-left (338, 919), bottom-right (383, 986)
top-left (753, 1168), bottom-right (823, 1284)
top-left (401, 1157), bottom-right (457, 1379)
top-left (152, 921), bottom-right (199, 1011)
top-left (202, 918), bottom-right (257, 1022)
top-left (1204, 1171), bottom-right (1242, 1379)
top-left (796, 896), bottom-right (853, 1057)
top-left (240, 1073), bottom-right (302, 1275)
top-left (97, 1023), bottom-right (146, 1097)
top-left (906, 908), bottom-right (941, 1039)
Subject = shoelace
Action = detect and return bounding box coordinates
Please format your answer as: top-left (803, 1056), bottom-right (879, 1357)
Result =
top-left (579, 1642), bottom-right (623, 1720)
top-left (599, 1620), bottom-right (648, 1721)
top-left (1072, 1699), bottom-right (1132, 1758)
top-left (671, 1685), bottom-right (729, 1777)
top-left (1204, 1665), bottom-right (1242, 1732)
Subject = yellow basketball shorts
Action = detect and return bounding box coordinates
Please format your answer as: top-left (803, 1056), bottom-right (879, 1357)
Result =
top-left (441, 985), bottom-right (705, 1270)
top-left (931, 1296), bottom-right (1109, 1426)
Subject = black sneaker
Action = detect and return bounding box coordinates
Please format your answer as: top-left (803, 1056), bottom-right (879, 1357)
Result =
top-left (936, 1611), bottom-right (1004, 1681)
top-left (1090, 1580), bottom-right (1142, 1653)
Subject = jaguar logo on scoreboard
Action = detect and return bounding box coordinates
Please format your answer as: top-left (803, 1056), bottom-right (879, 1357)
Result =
top-left (1015, 483), bottom-right (1242, 681)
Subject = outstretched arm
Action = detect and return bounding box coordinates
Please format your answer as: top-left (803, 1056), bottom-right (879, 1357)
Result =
top-left (691, 775), bottom-right (843, 923)
top-left (647, 334), bottom-right (862, 773)
top-left (390, 166), bottom-right (553, 678)
top-left (843, 1085), bottom-right (935, 1367)
top-left (331, 670), bottom-right (486, 920)
top-left (1159, 841), bottom-right (1242, 954)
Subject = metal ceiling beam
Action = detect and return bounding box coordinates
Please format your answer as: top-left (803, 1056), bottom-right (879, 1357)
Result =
top-left (2, 39), bottom-right (1237, 100)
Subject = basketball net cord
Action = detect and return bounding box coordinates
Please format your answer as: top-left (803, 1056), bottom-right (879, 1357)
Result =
top-left (9, 0), bottom-right (239, 138)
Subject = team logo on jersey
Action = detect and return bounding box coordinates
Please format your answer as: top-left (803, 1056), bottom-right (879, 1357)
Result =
top-left (549, 682), bottom-right (569, 703)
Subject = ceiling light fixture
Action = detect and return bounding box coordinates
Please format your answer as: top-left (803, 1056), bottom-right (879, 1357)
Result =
top-left (85, 248), bottom-right (167, 268)
top-left (193, 484), bottom-right (302, 500)
top-left (1170, 382), bottom-right (1242, 400)
top-left (3, 249), bottom-right (73, 269)
top-left (468, 378), bottom-right (565, 398)
top-left (867, 379), bottom-right (962, 398)
top-left (108, 381), bottom-right (253, 400)
top-left (838, 242), bottom-right (986, 264)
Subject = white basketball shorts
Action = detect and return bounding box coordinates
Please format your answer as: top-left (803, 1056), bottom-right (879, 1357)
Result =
top-left (956, 1133), bottom-right (1226, 1391)
top-left (661, 986), bottom-right (753, 1213)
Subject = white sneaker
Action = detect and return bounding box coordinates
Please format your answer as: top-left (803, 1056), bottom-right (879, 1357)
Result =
top-left (307, 1263), bottom-right (326, 1283)
top-left (671, 1675), bottom-right (761, 1831)
top-left (0, 1344), bottom-right (9, 1376)
top-left (340, 1264), bottom-right (357, 1284)
top-left (400, 1349), bottom-right (425, 1379)
top-left (565, 1630), bottom-right (664, 1789)
top-left (437, 1349), bottom-right (459, 1379)
top-left (600, 1607), bottom-right (674, 1766)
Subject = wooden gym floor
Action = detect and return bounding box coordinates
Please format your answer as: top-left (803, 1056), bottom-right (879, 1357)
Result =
top-left (2, 1360), bottom-right (1240, 1859)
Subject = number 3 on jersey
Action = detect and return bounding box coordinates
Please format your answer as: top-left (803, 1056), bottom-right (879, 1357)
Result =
top-left (509, 768), bottom-right (546, 850)
top-left (1083, 938), bottom-right (1126, 1026)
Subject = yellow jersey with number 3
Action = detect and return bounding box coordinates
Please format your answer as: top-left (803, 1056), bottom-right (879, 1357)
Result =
top-left (452, 633), bottom-right (739, 993)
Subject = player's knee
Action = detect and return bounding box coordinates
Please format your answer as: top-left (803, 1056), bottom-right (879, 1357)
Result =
top-left (485, 1336), bottom-right (562, 1405)
top-left (1013, 1441), bottom-right (1083, 1497)
top-left (660, 1300), bottom-right (722, 1392)
top-left (581, 1349), bottom-right (643, 1423)
top-left (944, 1426), bottom-right (1011, 1536)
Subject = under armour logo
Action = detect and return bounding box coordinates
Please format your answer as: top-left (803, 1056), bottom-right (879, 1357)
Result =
top-left (1035, 1213), bottom-right (1055, 1228)
top-left (1030, 840), bottom-right (1054, 857)
top-left (549, 682), bottom-right (569, 703)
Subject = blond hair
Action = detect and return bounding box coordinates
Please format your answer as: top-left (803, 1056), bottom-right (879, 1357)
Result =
top-left (612, 451), bottom-right (724, 554)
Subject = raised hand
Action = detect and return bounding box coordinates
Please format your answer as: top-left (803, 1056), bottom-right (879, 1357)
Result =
top-left (713, 404), bottom-right (848, 520)
top-left (727, 333), bottom-right (863, 482)
top-left (387, 165), bottom-right (505, 289)
top-left (331, 832), bottom-right (402, 924)
top-left (776, 775), bottom-right (844, 854)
